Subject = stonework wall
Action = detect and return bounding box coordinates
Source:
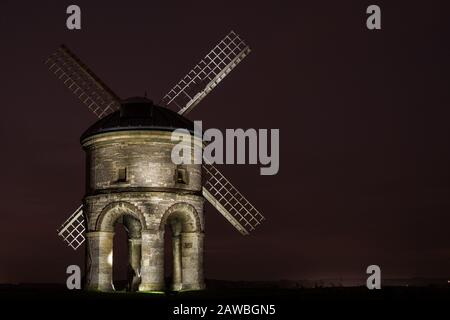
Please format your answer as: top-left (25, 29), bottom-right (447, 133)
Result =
top-left (84, 192), bottom-right (204, 232)
top-left (81, 130), bottom-right (205, 292)
top-left (82, 131), bottom-right (202, 193)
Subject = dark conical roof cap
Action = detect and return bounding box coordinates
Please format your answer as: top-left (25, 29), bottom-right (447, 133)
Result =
top-left (80, 97), bottom-right (194, 141)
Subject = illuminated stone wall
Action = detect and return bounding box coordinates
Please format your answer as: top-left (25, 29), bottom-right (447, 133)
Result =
top-left (81, 130), bottom-right (205, 292)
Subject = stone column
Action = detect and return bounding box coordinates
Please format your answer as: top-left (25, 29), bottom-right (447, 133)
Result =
top-left (139, 229), bottom-right (165, 291)
top-left (128, 238), bottom-right (142, 292)
top-left (85, 231), bottom-right (115, 291)
top-left (181, 232), bottom-right (205, 290)
top-left (171, 235), bottom-right (182, 291)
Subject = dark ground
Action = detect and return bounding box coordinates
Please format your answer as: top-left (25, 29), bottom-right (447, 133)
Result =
top-left (2, 284), bottom-right (450, 302)
top-left (1, 284), bottom-right (449, 318)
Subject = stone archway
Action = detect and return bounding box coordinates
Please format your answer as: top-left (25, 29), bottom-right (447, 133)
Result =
top-left (85, 201), bottom-right (146, 291)
top-left (95, 201), bottom-right (146, 232)
top-left (160, 203), bottom-right (204, 291)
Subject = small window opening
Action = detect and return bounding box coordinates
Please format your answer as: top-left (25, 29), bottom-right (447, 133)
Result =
top-left (176, 167), bottom-right (188, 185)
top-left (118, 167), bottom-right (127, 183)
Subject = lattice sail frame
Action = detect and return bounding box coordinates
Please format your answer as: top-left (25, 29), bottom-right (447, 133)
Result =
top-left (45, 45), bottom-right (121, 118)
top-left (202, 164), bottom-right (265, 235)
top-left (46, 45), bottom-right (122, 250)
top-left (51, 30), bottom-right (263, 250)
top-left (161, 30), bottom-right (251, 115)
top-left (57, 206), bottom-right (85, 250)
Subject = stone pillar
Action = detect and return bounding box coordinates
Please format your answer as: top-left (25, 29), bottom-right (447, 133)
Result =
top-left (85, 231), bottom-right (115, 291)
top-left (139, 229), bottom-right (165, 291)
top-left (128, 238), bottom-right (142, 292)
top-left (171, 235), bottom-right (182, 291)
top-left (181, 232), bottom-right (205, 290)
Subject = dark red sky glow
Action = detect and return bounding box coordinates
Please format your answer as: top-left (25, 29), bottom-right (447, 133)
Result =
top-left (1, 0), bottom-right (450, 284)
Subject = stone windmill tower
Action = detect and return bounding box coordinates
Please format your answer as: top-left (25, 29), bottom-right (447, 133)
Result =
top-left (47, 31), bottom-right (265, 292)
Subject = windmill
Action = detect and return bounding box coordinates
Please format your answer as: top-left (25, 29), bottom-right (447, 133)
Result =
top-left (46, 31), bottom-right (265, 291)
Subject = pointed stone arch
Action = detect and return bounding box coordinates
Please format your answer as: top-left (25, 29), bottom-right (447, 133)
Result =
top-left (159, 202), bottom-right (202, 233)
top-left (96, 201), bottom-right (146, 232)
top-left (156, 202), bottom-right (204, 291)
top-left (86, 201), bottom-right (147, 292)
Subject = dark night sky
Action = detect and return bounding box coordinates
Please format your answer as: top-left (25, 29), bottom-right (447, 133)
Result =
top-left (1, 0), bottom-right (450, 284)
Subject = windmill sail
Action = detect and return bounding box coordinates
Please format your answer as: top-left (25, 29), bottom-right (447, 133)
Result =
top-left (52, 31), bottom-right (262, 251)
top-left (57, 205), bottom-right (85, 250)
top-left (202, 164), bottom-right (265, 235)
top-left (45, 45), bottom-right (121, 118)
top-left (161, 31), bottom-right (251, 115)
